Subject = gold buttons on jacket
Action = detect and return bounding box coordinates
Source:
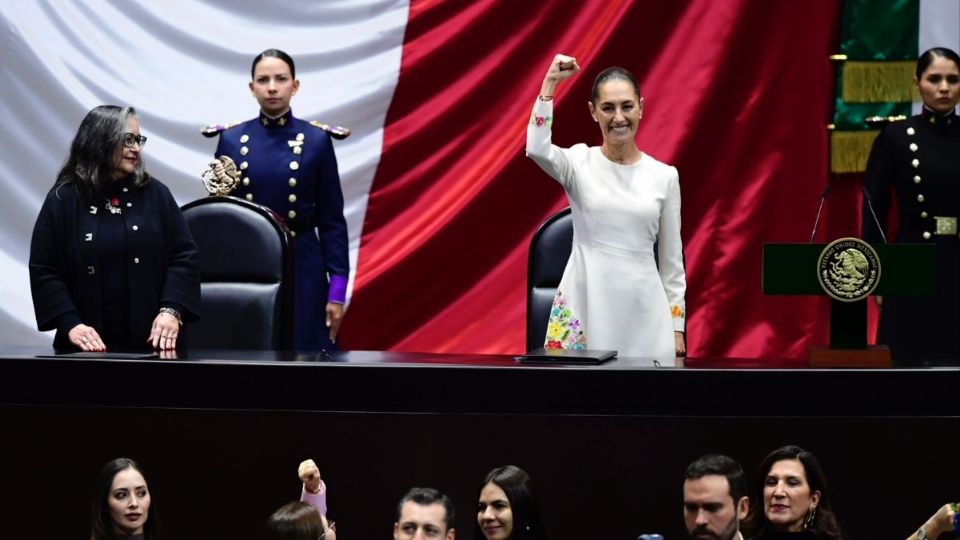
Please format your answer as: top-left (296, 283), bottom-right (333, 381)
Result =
top-left (240, 134), bottom-right (250, 143)
top-left (917, 194), bottom-right (925, 203)
top-left (921, 211), bottom-right (929, 219)
top-left (906, 127), bottom-right (915, 135)
top-left (288, 194), bottom-right (297, 203)
top-left (134, 257), bottom-right (140, 264)
top-left (246, 193), bottom-right (253, 201)
top-left (296, 133), bottom-right (304, 142)
top-left (909, 143), bottom-right (918, 152)
top-left (923, 231), bottom-right (931, 239)
top-left (240, 146), bottom-right (249, 156)
top-left (288, 210), bottom-right (296, 219)
top-left (911, 159), bottom-right (919, 168)
top-left (914, 175), bottom-right (921, 184)
top-left (289, 178), bottom-right (297, 187)
top-left (293, 146), bottom-right (302, 155)
top-left (243, 177), bottom-right (250, 186)
top-left (240, 161), bottom-right (248, 170)
top-left (289, 161), bottom-right (299, 171)
top-left (132, 225), bottom-right (139, 231)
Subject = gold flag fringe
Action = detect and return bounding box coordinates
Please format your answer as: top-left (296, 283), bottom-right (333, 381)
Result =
top-left (842, 61), bottom-right (916, 103)
top-left (830, 130), bottom-right (880, 173)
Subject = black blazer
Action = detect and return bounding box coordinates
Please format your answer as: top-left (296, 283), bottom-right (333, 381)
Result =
top-left (29, 177), bottom-right (200, 348)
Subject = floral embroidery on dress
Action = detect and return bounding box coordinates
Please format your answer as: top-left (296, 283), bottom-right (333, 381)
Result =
top-left (670, 304), bottom-right (685, 319)
top-left (529, 111), bottom-right (553, 128)
top-left (544, 291), bottom-right (586, 350)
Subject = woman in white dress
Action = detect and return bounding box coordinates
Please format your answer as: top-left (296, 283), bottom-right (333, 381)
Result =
top-left (526, 53), bottom-right (686, 360)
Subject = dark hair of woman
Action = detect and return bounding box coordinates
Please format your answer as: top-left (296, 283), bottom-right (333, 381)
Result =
top-left (55, 105), bottom-right (149, 200)
top-left (251, 48), bottom-right (297, 79)
top-left (264, 501), bottom-right (329, 540)
top-left (90, 457), bottom-right (160, 540)
top-left (915, 47), bottom-right (960, 78)
top-left (591, 66), bottom-right (641, 104)
top-left (742, 445), bottom-right (842, 540)
top-left (475, 465), bottom-right (546, 540)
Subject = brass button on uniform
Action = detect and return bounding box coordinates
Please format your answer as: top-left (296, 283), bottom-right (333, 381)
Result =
top-left (246, 193), bottom-right (254, 201)
top-left (132, 225), bottom-right (139, 231)
top-left (240, 146), bottom-right (249, 156)
top-left (909, 143), bottom-right (918, 152)
top-left (293, 146), bottom-right (302, 155)
top-left (288, 194), bottom-right (297, 203)
top-left (906, 127), bottom-right (915, 135)
top-left (240, 161), bottom-right (248, 170)
top-left (126, 202), bottom-right (132, 208)
top-left (288, 178), bottom-right (297, 187)
top-left (243, 177), bottom-right (251, 186)
top-left (134, 257), bottom-right (140, 264)
top-left (288, 210), bottom-right (297, 219)
top-left (911, 159), bottom-right (919, 168)
top-left (921, 211), bottom-right (929, 219)
top-left (913, 175), bottom-right (921, 184)
top-left (923, 231), bottom-right (931, 240)
top-left (917, 194), bottom-right (925, 203)
top-left (296, 133), bottom-right (304, 142)
top-left (240, 134), bottom-right (250, 143)
top-left (289, 161), bottom-right (299, 171)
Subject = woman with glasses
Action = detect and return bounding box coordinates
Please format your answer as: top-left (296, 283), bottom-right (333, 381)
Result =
top-left (30, 105), bottom-right (200, 352)
top-left (475, 465), bottom-right (547, 540)
top-left (206, 48), bottom-right (349, 351)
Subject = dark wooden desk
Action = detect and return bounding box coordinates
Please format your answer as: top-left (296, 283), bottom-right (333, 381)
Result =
top-left (1, 348), bottom-right (957, 540)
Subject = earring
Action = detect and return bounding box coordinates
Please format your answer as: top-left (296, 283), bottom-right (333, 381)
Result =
top-left (803, 506), bottom-right (817, 530)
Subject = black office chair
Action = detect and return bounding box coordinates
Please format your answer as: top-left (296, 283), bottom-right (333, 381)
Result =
top-left (180, 196), bottom-right (294, 349)
top-left (526, 207), bottom-right (573, 352)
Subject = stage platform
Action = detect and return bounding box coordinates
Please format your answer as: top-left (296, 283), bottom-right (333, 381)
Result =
top-left (1, 347), bottom-right (957, 540)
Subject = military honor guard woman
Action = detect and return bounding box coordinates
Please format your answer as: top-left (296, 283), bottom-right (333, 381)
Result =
top-left (30, 105), bottom-right (200, 352)
top-left (206, 49), bottom-right (349, 351)
top-left (862, 47), bottom-right (960, 363)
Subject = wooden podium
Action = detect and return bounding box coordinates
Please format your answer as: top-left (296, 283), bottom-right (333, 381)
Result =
top-left (763, 242), bottom-right (936, 367)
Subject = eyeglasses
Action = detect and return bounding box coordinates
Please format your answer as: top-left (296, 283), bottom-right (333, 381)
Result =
top-left (319, 520), bottom-right (336, 539)
top-left (122, 132), bottom-right (148, 148)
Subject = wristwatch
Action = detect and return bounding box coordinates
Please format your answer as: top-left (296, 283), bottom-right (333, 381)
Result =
top-left (917, 527), bottom-right (928, 540)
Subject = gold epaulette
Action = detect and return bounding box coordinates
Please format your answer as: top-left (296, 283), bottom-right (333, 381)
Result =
top-left (309, 120), bottom-right (351, 140)
top-left (201, 121), bottom-right (242, 138)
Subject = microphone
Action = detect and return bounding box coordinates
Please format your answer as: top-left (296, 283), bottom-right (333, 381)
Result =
top-left (861, 186), bottom-right (888, 244)
top-left (809, 184), bottom-right (831, 243)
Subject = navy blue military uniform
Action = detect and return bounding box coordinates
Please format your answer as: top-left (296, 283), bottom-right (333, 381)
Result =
top-left (863, 108), bottom-right (960, 362)
top-left (211, 109), bottom-right (349, 351)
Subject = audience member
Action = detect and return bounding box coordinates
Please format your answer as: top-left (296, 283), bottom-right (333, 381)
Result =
top-left (743, 445), bottom-right (842, 540)
top-left (683, 454), bottom-right (750, 540)
top-left (90, 457), bottom-right (159, 540)
top-left (475, 465), bottom-right (546, 540)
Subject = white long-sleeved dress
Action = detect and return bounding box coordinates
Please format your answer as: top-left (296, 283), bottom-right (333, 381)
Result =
top-left (526, 99), bottom-right (686, 360)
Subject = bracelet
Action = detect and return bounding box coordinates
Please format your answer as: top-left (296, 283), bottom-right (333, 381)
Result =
top-left (538, 94), bottom-right (553, 101)
top-left (159, 307), bottom-right (182, 325)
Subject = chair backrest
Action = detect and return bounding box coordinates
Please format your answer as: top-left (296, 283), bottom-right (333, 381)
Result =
top-left (526, 207), bottom-right (573, 352)
top-left (180, 196), bottom-right (293, 349)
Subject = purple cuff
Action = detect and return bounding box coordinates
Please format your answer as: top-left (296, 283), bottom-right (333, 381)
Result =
top-left (327, 274), bottom-right (347, 304)
top-left (300, 480), bottom-right (327, 515)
